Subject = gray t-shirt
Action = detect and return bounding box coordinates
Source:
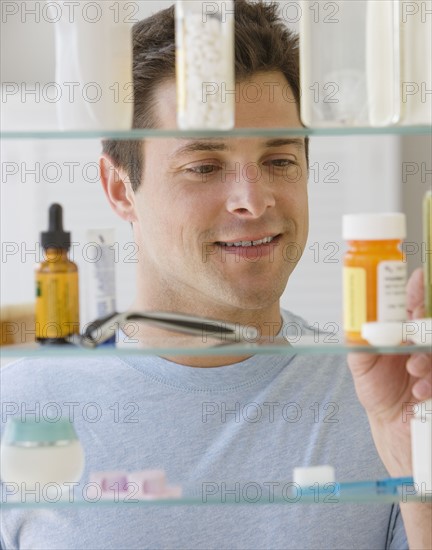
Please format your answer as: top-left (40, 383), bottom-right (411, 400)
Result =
top-left (0, 310), bottom-right (407, 550)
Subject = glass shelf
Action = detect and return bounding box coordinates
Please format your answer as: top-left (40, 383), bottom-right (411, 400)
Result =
top-left (2, 482), bottom-right (430, 508)
top-left (1, 125), bottom-right (431, 140)
top-left (1, 337), bottom-right (430, 358)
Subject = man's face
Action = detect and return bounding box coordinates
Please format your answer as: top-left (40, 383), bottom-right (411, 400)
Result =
top-left (131, 71), bottom-right (309, 315)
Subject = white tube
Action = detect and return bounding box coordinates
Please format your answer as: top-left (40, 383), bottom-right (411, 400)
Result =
top-left (86, 229), bottom-right (117, 323)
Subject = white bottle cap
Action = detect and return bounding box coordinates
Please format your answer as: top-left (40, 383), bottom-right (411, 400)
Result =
top-left (361, 322), bottom-right (404, 347)
top-left (293, 465), bottom-right (335, 486)
top-left (342, 213), bottom-right (406, 240)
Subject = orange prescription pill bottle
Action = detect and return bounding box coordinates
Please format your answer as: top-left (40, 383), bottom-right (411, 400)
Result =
top-left (342, 213), bottom-right (407, 343)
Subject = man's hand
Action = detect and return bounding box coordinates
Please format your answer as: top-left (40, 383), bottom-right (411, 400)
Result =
top-left (348, 268), bottom-right (432, 549)
top-left (347, 268), bottom-right (431, 476)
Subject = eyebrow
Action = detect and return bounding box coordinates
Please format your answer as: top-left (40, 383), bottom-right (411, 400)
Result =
top-left (264, 138), bottom-right (304, 150)
top-left (169, 137), bottom-right (305, 160)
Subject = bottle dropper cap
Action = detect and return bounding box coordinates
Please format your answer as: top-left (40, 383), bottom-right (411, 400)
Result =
top-left (41, 203), bottom-right (71, 250)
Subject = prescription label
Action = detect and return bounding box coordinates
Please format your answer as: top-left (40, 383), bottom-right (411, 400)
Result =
top-left (343, 267), bottom-right (367, 332)
top-left (377, 261), bottom-right (407, 321)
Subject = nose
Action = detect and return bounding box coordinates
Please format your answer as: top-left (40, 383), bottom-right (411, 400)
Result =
top-left (225, 168), bottom-right (276, 218)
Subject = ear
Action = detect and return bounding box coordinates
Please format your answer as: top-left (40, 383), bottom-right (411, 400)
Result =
top-left (99, 153), bottom-right (138, 223)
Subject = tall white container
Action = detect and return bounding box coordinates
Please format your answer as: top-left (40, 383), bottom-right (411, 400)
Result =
top-left (411, 399), bottom-right (432, 493)
top-left (47, 0), bottom-right (133, 130)
top-left (399, 0), bottom-right (432, 125)
top-left (176, 0), bottom-right (235, 129)
top-left (299, 0), bottom-right (400, 127)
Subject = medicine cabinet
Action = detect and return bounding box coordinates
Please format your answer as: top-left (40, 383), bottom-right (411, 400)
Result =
top-left (0, 0), bottom-right (431, 510)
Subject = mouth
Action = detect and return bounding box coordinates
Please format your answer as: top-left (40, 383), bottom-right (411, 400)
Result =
top-left (216, 234), bottom-right (281, 249)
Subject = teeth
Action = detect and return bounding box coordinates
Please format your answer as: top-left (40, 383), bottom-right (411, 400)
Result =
top-left (219, 236), bottom-right (275, 247)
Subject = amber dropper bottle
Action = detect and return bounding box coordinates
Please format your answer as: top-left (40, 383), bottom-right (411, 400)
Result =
top-left (35, 204), bottom-right (79, 345)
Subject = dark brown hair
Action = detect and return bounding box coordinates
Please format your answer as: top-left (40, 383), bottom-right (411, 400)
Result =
top-left (103, 0), bottom-right (307, 191)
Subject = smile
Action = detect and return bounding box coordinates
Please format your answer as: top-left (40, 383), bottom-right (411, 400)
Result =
top-left (217, 235), bottom-right (279, 247)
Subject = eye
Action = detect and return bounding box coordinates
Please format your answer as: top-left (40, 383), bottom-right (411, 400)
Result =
top-left (184, 162), bottom-right (221, 181)
top-left (265, 158), bottom-right (296, 168)
top-left (184, 164), bottom-right (221, 176)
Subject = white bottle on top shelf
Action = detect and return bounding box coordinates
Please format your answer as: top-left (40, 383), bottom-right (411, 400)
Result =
top-left (47, 0), bottom-right (133, 130)
top-left (299, 0), bottom-right (400, 127)
top-left (175, 0), bottom-right (235, 130)
top-left (399, 0), bottom-right (432, 125)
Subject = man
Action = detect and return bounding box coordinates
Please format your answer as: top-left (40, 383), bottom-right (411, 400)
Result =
top-left (1, 2), bottom-right (431, 549)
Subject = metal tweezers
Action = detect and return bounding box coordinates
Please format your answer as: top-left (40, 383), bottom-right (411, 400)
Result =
top-left (69, 311), bottom-right (259, 348)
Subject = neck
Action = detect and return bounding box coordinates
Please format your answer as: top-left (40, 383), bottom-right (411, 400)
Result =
top-left (124, 290), bottom-right (283, 368)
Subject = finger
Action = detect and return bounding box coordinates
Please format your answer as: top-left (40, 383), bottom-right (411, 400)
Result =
top-left (406, 268), bottom-right (426, 320)
top-left (406, 354), bottom-right (432, 378)
top-left (412, 377), bottom-right (432, 401)
top-left (411, 303), bottom-right (426, 321)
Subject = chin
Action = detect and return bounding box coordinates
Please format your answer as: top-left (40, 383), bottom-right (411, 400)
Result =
top-left (221, 285), bottom-right (284, 311)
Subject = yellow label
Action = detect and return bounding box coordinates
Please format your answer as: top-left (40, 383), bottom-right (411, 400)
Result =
top-left (424, 191), bottom-right (432, 317)
top-left (343, 267), bottom-right (367, 332)
top-left (35, 272), bottom-right (79, 339)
